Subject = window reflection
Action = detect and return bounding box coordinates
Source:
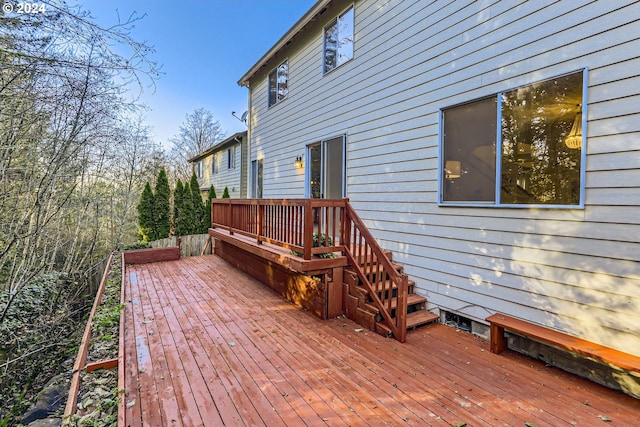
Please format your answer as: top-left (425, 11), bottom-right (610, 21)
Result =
top-left (501, 72), bottom-right (583, 205)
top-left (441, 70), bottom-right (584, 206)
top-left (324, 6), bottom-right (354, 73)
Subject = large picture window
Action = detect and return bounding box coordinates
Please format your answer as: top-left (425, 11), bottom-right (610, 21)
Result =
top-left (323, 6), bottom-right (354, 74)
top-left (268, 60), bottom-right (288, 107)
top-left (441, 70), bottom-right (585, 207)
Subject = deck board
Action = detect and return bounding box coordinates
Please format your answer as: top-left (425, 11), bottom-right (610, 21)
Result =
top-left (180, 261), bottom-right (340, 426)
top-left (122, 255), bottom-right (640, 426)
top-left (135, 267), bottom-right (182, 427)
top-left (160, 261), bottom-right (276, 427)
top-left (122, 270), bottom-right (143, 425)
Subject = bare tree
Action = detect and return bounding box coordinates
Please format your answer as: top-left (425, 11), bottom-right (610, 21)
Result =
top-left (169, 108), bottom-right (225, 180)
top-left (104, 117), bottom-right (166, 248)
top-left (0, 3), bottom-right (168, 421)
top-left (0, 1), bottom-right (159, 294)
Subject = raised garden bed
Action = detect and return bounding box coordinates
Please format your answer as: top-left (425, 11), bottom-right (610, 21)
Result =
top-left (63, 253), bottom-right (122, 427)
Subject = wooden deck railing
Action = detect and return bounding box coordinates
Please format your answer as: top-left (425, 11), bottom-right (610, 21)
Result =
top-left (342, 202), bottom-right (408, 342)
top-left (210, 198), bottom-right (408, 342)
top-left (211, 198), bottom-right (345, 259)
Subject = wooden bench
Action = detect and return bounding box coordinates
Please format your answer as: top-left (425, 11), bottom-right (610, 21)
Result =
top-left (486, 313), bottom-right (640, 373)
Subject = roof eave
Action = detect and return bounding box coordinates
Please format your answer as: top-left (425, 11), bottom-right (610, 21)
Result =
top-left (188, 131), bottom-right (247, 163)
top-left (237, 0), bottom-right (332, 87)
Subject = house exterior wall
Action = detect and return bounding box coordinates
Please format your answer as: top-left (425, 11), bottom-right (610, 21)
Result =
top-left (246, 0), bottom-right (640, 356)
top-left (193, 135), bottom-right (247, 198)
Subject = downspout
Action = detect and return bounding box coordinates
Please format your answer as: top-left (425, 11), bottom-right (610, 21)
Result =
top-left (245, 83), bottom-right (252, 199)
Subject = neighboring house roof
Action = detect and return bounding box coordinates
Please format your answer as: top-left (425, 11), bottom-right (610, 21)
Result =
top-left (238, 0), bottom-right (331, 87)
top-left (188, 131), bottom-right (247, 163)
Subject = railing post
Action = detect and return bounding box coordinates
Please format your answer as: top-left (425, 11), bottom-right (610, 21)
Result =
top-left (257, 200), bottom-right (264, 245)
top-left (210, 201), bottom-right (214, 228)
top-left (227, 198), bottom-right (234, 235)
top-left (303, 199), bottom-right (313, 260)
top-left (341, 198), bottom-right (351, 253)
top-left (396, 274), bottom-right (408, 343)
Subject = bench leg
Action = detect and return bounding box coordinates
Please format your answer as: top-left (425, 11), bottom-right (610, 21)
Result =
top-left (490, 324), bottom-right (507, 354)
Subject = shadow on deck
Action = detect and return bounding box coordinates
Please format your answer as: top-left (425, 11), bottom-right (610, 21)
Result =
top-left (121, 255), bottom-right (639, 426)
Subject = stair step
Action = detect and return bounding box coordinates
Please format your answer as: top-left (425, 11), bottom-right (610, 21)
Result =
top-left (375, 310), bottom-right (439, 337)
top-left (406, 310), bottom-right (440, 328)
top-left (364, 294), bottom-right (426, 314)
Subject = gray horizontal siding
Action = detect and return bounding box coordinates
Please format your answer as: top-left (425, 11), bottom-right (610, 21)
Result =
top-left (247, 0), bottom-right (640, 355)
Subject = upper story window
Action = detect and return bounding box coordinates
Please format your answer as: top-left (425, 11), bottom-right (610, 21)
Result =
top-left (227, 146), bottom-right (236, 169)
top-left (268, 60), bottom-right (288, 107)
top-left (440, 70), bottom-right (585, 207)
top-left (323, 6), bottom-right (354, 74)
top-left (212, 153), bottom-right (218, 174)
top-left (196, 161), bottom-right (203, 178)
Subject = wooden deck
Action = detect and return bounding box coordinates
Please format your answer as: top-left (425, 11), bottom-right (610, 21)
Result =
top-left (121, 255), bottom-right (640, 426)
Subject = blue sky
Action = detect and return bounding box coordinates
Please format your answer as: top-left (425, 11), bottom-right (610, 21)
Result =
top-left (80, 0), bottom-right (317, 147)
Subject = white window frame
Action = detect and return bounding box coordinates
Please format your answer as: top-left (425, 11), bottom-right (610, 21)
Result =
top-left (438, 69), bottom-right (588, 209)
top-left (268, 60), bottom-right (288, 107)
top-left (212, 153), bottom-right (218, 174)
top-left (227, 147), bottom-right (236, 169)
top-left (323, 5), bottom-right (354, 74)
top-left (251, 159), bottom-right (263, 198)
top-left (304, 135), bottom-right (347, 199)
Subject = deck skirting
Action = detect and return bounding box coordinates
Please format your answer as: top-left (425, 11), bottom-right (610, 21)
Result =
top-left (214, 238), bottom-right (342, 319)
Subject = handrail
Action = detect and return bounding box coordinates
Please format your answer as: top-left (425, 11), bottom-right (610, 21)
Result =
top-left (342, 202), bottom-right (408, 342)
top-left (210, 198), bottom-right (408, 341)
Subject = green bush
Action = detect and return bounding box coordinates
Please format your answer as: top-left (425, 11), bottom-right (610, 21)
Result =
top-left (291, 233), bottom-right (337, 259)
top-left (122, 242), bottom-right (150, 251)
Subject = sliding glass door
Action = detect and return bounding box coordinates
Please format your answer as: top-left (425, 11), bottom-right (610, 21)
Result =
top-left (307, 135), bottom-right (345, 199)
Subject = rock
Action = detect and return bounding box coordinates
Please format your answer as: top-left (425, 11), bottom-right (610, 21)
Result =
top-left (94, 377), bottom-right (110, 385)
top-left (80, 396), bottom-right (95, 410)
top-left (78, 409), bottom-right (101, 425)
top-left (21, 384), bottom-right (67, 425)
top-left (27, 418), bottom-right (62, 427)
top-left (21, 407), bottom-right (49, 426)
top-left (94, 386), bottom-right (112, 398)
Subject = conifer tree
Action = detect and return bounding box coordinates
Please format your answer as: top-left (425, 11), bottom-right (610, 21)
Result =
top-left (205, 185), bottom-right (216, 230)
top-left (222, 186), bottom-right (230, 198)
top-left (183, 181), bottom-right (196, 234)
top-left (189, 173), bottom-right (207, 233)
top-left (173, 180), bottom-right (186, 236)
top-left (154, 168), bottom-right (171, 239)
top-left (137, 182), bottom-right (155, 242)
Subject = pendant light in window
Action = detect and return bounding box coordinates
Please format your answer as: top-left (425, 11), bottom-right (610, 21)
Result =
top-left (565, 111), bottom-right (582, 149)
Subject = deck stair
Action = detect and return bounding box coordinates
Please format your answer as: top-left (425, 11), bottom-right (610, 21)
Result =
top-left (209, 197), bottom-right (438, 342)
top-left (343, 248), bottom-right (438, 338)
